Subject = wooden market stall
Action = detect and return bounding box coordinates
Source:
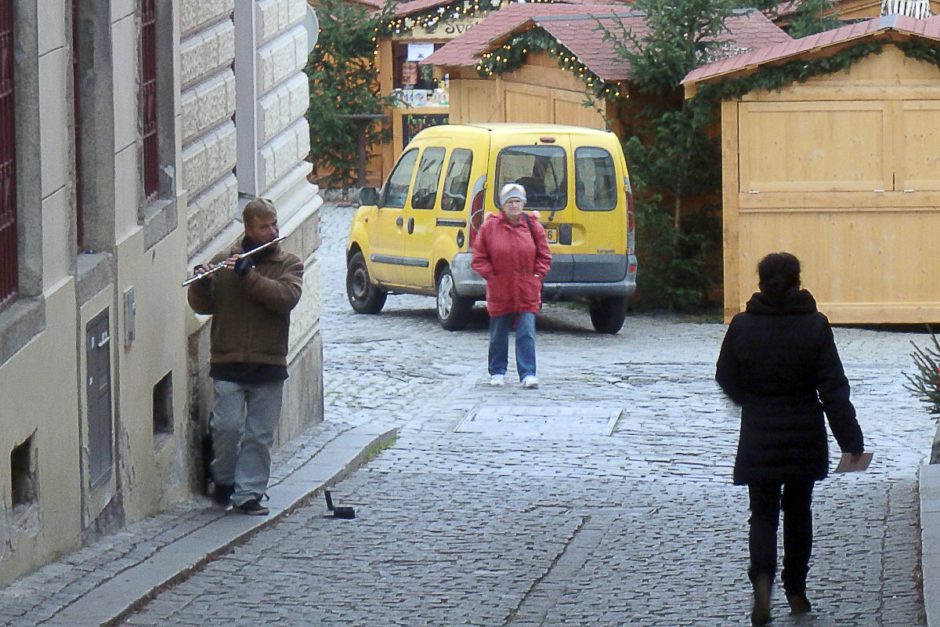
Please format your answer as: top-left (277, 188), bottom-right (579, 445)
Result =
top-left (371, 0), bottom-right (608, 182)
top-left (683, 15), bottom-right (940, 323)
top-left (424, 6), bottom-right (790, 133)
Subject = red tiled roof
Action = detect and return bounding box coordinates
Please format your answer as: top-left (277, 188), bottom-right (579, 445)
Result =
top-left (422, 4), bottom-right (618, 67)
top-left (684, 14), bottom-right (940, 88)
top-left (425, 7), bottom-right (790, 82)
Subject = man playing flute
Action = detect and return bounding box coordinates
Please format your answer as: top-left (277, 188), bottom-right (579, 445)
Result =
top-left (187, 198), bottom-right (303, 515)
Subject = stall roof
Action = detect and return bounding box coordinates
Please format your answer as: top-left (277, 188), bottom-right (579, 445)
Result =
top-left (424, 7), bottom-right (790, 83)
top-left (684, 14), bottom-right (940, 91)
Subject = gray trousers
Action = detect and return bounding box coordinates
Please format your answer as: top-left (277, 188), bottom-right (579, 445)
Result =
top-left (210, 379), bottom-right (283, 506)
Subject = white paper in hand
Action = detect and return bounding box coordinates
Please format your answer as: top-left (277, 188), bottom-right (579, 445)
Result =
top-left (834, 452), bottom-right (873, 473)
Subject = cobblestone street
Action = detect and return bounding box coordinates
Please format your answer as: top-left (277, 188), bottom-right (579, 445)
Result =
top-left (124, 202), bottom-right (935, 626)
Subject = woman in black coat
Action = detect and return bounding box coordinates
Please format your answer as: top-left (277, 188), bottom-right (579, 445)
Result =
top-left (715, 252), bottom-right (865, 626)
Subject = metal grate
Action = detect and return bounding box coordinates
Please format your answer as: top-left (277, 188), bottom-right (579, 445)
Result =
top-left (140, 0), bottom-right (158, 200)
top-left (0, 0), bottom-right (17, 309)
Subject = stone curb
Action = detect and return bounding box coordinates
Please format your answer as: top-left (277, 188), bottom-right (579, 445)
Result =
top-left (41, 423), bottom-right (399, 627)
top-left (922, 463), bottom-right (940, 626)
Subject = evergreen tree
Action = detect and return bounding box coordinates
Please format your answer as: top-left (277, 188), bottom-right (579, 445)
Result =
top-left (306, 0), bottom-right (393, 195)
top-left (787, 0), bottom-right (841, 39)
top-left (603, 0), bottom-right (735, 310)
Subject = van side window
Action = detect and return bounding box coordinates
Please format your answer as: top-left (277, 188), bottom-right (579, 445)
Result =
top-left (410, 147), bottom-right (446, 210)
top-left (495, 146), bottom-right (567, 210)
top-left (441, 148), bottom-right (473, 212)
top-left (575, 147), bottom-right (617, 211)
top-left (382, 149), bottom-right (419, 208)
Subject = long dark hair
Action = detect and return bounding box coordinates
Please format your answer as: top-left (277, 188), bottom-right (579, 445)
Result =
top-left (757, 252), bottom-right (801, 301)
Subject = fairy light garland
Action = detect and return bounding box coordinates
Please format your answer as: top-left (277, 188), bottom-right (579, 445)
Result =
top-left (474, 29), bottom-right (621, 101)
top-left (381, 0), bottom-right (557, 37)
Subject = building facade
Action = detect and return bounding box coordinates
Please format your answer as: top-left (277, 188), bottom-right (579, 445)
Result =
top-left (0, 0), bottom-right (322, 586)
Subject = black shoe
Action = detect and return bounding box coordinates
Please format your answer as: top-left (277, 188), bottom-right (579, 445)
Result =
top-left (787, 593), bottom-right (812, 615)
top-left (751, 574), bottom-right (772, 625)
top-left (233, 499), bottom-right (269, 516)
top-left (212, 483), bottom-right (233, 507)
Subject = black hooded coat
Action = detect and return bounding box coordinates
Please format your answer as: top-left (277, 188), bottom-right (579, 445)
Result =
top-left (715, 288), bottom-right (864, 485)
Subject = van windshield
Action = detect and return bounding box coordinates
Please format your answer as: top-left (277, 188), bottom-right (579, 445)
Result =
top-left (495, 146), bottom-right (566, 210)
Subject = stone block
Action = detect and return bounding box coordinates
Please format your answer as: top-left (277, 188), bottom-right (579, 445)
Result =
top-left (180, 0), bottom-right (235, 36)
top-left (38, 0), bottom-right (65, 56)
top-left (111, 14), bottom-right (137, 153)
top-left (181, 123), bottom-right (237, 200)
top-left (258, 73), bottom-right (309, 144)
top-left (185, 175), bottom-right (239, 255)
top-left (180, 20), bottom-right (235, 89)
top-left (257, 25), bottom-right (307, 94)
top-left (38, 49), bottom-right (68, 199)
top-left (181, 71), bottom-right (237, 143)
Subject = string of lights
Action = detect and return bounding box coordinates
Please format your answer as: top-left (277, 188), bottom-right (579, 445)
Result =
top-left (380, 0), bottom-right (556, 37)
top-left (474, 29), bottom-right (622, 100)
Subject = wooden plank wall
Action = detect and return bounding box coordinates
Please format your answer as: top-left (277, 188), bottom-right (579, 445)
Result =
top-left (724, 45), bottom-right (940, 323)
top-left (449, 53), bottom-right (608, 128)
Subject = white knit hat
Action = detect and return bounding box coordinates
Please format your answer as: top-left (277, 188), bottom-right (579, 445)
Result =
top-left (499, 183), bottom-right (527, 207)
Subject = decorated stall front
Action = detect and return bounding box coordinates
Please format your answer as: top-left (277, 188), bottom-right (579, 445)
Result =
top-left (683, 15), bottom-right (940, 323)
top-left (424, 7), bottom-right (790, 135)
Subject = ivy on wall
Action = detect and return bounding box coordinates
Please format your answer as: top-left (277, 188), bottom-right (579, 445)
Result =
top-left (474, 29), bottom-right (622, 100)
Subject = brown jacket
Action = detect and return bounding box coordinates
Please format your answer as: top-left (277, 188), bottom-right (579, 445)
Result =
top-left (187, 242), bottom-right (303, 366)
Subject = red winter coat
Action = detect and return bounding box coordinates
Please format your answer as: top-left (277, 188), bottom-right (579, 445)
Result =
top-left (471, 211), bottom-right (552, 317)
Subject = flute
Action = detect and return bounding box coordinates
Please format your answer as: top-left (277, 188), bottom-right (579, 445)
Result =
top-left (182, 236), bottom-right (286, 286)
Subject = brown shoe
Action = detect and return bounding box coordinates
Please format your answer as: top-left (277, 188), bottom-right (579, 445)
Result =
top-left (751, 574), bottom-right (772, 625)
top-left (787, 593), bottom-right (812, 615)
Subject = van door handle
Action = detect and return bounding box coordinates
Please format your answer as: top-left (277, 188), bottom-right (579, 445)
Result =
top-left (407, 217), bottom-right (414, 234)
top-left (395, 216), bottom-right (403, 227)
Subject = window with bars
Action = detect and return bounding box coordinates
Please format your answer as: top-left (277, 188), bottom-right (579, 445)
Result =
top-left (140, 0), bottom-right (158, 200)
top-left (0, 0), bottom-right (17, 310)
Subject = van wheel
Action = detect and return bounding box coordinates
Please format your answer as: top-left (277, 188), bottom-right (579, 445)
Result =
top-left (346, 251), bottom-right (387, 314)
top-left (589, 297), bottom-right (627, 334)
top-left (436, 267), bottom-right (473, 331)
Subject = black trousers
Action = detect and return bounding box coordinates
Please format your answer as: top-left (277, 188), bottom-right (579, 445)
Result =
top-left (747, 480), bottom-right (815, 595)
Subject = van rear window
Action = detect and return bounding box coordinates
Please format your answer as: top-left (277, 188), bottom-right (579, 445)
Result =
top-left (495, 146), bottom-right (566, 210)
top-left (575, 147), bottom-right (617, 211)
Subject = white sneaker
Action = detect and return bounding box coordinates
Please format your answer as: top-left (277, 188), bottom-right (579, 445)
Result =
top-left (521, 375), bottom-right (539, 389)
top-left (489, 374), bottom-right (505, 387)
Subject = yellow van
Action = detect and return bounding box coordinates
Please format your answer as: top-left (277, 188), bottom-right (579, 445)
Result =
top-left (345, 123), bottom-right (637, 333)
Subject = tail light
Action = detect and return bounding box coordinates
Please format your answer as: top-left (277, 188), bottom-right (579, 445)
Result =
top-left (625, 176), bottom-right (635, 253)
top-left (468, 189), bottom-right (486, 247)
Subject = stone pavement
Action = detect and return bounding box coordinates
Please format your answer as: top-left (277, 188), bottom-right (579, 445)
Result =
top-left (1, 201), bottom-right (939, 626)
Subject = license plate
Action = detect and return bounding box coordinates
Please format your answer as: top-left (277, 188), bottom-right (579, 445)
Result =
top-left (545, 227), bottom-right (558, 244)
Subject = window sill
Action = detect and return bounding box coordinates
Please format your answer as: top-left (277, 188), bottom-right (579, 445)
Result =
top-left (0, 296), bottom-right (46, 367)
top-left (143, 196), bottom-right (179, 251)
top-left (76, 252), bottom-right (113, 306)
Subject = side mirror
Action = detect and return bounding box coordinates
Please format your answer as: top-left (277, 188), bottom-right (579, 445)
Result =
top-left (359, 187), bottom-right (380, 206)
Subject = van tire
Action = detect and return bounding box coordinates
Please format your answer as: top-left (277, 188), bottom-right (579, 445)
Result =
top-left (590, 297), bottom-right (627, 334)
top-left (346, 251), bottom-right (387, 314)
top-left (436, 267), bottom-right (473, 331)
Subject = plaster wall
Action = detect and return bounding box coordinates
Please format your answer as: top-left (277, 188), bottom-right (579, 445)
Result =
top-left (0, 284), bottom-right (81, 587)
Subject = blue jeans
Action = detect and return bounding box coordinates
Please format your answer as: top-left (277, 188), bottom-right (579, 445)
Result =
top-left (488, 312), bottom-right (537, 381)
top-left (210, 379), bottom-right (283, 506)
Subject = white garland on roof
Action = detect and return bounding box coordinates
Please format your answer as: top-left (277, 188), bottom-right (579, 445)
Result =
top-left (881, 0), bottom-right (931, 18)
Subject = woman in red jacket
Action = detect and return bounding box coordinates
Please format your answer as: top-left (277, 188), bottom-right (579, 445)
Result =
top-left (471, 183), bottom-right (552, 388)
